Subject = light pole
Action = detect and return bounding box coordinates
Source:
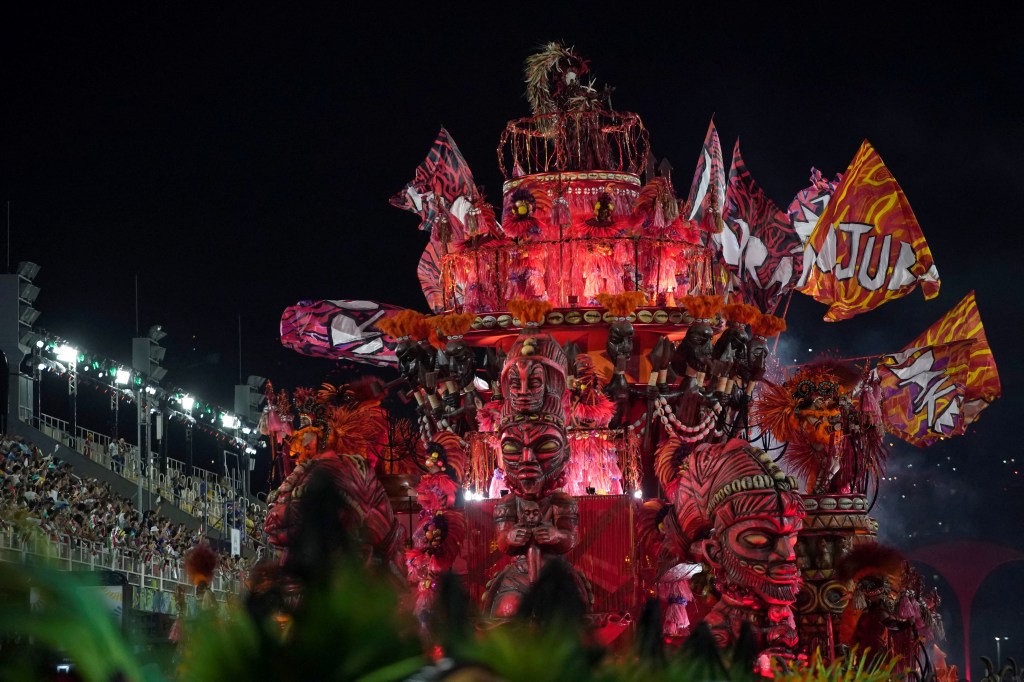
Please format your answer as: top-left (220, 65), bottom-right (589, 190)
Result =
top-left (55, 345), bottom-right (78, 448)
top-left (995, 636), bottom-right (1009, 669)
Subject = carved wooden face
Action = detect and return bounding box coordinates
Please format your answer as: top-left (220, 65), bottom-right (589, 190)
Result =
top-left (505, 359), bottom-right (547, 414)
top-left (446, 341), bottom-right (477, 389)
top-left (673, 321), bottom-right (714, 373)
top-left (606, 320), bottom-right (634, 360)
top-left (500, 421), bottom-right (568, 500)
top-left (397, 342), bottom-right (431, 383)
top-left (707, 506), bottom-right (803, 606)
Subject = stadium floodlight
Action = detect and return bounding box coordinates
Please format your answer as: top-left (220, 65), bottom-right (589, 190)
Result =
top-left (148, 324), bottom-right (167, 343)
top-left (55, 345), bottom-right (78, 363)
top-left (115, 369), bottom-right (131, 385)
top-left (220, 413), bottom-right (240, 430)
top-left (19, 281), bottom-right (41, 304)
top-left (180, 395), bottom-right (195, 411)
top-left (151, 366), bottom-right (168, 382)
top-left (16, 261), bottom-right (41, 281)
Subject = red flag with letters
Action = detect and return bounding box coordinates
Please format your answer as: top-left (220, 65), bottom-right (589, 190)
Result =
top-left (796, 140), bottom-right (940, 321)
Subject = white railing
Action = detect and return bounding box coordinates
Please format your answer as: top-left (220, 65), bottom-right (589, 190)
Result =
top-left (0, 526), bottom-right (246, 614)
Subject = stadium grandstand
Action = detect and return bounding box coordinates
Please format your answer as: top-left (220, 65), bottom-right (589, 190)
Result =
top-left (1, 264), bottom-right (269, 641)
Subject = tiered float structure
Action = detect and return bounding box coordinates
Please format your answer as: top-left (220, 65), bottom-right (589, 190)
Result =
top-left (265, 43), bottom-right (1000, 675)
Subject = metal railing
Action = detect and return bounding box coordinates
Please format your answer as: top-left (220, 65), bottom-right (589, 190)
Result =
top-left (0, 525), bottom-right (245, 614)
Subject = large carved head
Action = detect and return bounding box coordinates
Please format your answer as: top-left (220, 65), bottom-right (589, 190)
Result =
top-left (499, 417), bottom-right (569, 500)
top-left (673, 441), bottom-right (805, 608)
top-left (498, 330), bottom-right (567, 420)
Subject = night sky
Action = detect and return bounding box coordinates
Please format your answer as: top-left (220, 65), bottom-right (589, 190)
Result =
top-left (5, 5), bottom-right (1023, 672)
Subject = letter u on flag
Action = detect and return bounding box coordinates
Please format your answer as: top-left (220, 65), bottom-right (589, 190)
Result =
top-left (795, 140), bottom-right (940, 321)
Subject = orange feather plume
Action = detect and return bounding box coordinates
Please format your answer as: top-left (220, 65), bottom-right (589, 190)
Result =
top-left (435, 312), bottom-right (477, 338)
top-left (185, 543), bottom-right (218, 586)
top-left (596, 291), bottom-right (647, 317)
top-left (751, 314), bottom-right (787, 338)
top-left (375, 310), bottom-right (431, 341)
top-left (722, 302), bottom-right (761, 325)
top-left (679, 294), bottom-right (723, 321)
top-left (507, 299), bottom-right (553, 326)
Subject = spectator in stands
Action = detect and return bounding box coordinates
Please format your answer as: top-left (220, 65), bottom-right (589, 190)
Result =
top-left (108, 437), bottom-right (120, 472)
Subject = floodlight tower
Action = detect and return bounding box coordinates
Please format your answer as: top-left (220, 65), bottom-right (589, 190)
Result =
top-left (0, 261), bottom-right (42, 432)
top-left (132, 324), bottom-right (167, 512)
top-left (234, 374), bottom-right (268, 499)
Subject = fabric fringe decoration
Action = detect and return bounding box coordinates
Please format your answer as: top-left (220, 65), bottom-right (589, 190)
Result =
top-left (550, 194), bottom-right (572, 228)
top-left (467, 431), bottom-right (497, 494)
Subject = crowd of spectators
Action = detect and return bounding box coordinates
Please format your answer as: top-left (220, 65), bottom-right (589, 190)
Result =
top-left (0, 433), bottom-right (257, 581)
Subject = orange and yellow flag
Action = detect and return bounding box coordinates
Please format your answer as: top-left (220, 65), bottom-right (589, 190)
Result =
top-left (796, 140), bottom-right (940, 321)
top-left (877, 291), bottom-right (1000, 446)
top-left (899, 291), bottom-right (1000, 430)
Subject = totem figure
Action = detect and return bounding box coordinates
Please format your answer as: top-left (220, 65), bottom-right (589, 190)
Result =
top-left (708, 303), bottom-right (760, 435)
top-left (590, 291), bottom-right (648, 425)
top-left (375, 310), bottom-right (438, 411)
top-left (431, 313), bottom-right (481, 436)
top-left (658, 438), bottom-right (805, 656)
top-left (669, 295), bottom-right (724, 433)
top-left (407, 432), bottom-right (467, 634)
top-left (481, 301), bottom-right (591, 618)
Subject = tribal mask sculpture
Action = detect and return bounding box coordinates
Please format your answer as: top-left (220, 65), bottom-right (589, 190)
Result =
top-left (661, 438), bottom-right (805, 654)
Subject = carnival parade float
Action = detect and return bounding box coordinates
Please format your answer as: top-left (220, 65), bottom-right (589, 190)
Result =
top-left (264, 43), bottom-right (1001, 676)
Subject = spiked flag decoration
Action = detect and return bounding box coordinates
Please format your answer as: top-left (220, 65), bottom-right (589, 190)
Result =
top-left (787, 167), bottom-right (842, 246)
top-left (877, 291), bottom-right (1001, 446)
top-left (389, 128), bottom-right (479, 238)
top-left (279, 299), bottom-right (405, 366)
top-left (683, 118), bottom-right (726, 229)
top-left (795, 140), bottom-right (940, 321)
top-left (717, 140), bottom-right (803, 314)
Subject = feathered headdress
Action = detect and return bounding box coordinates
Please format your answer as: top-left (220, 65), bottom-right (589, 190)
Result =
top-left (434, 312), bottom-right (477, 341)
top-left (424, 431), bottom-right (466, 483)
top-left (635, 177), bottom-right (679, 231)
top-left (185, 543), bottom-right (218, 587)
top-left (524, 42), bottom-right (590, 117)
top-left (324, 402), bottom-right (387, 463)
